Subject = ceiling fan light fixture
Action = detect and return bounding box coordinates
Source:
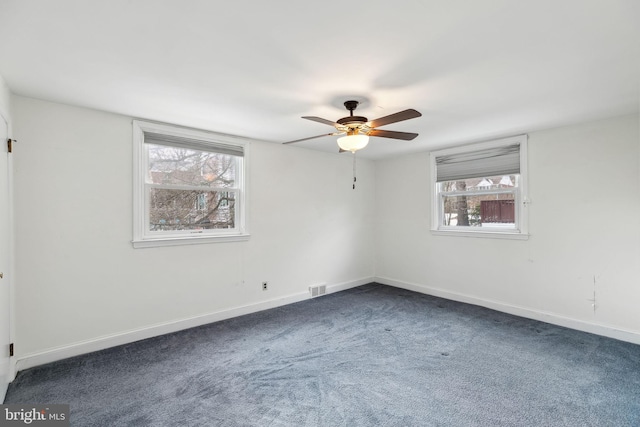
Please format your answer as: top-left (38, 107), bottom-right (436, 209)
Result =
top-left (337, 134), bottom-right (369, 153)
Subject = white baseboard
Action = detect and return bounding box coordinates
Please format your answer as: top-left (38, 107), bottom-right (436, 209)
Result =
top-left (19, 275), bottom-right (635, 377)
top-left (14, 277), bottom-right (373, 375)
top-left (375, 276), bottom-right (640, 346)
top-left (326, 277), bottom-right (372, 294)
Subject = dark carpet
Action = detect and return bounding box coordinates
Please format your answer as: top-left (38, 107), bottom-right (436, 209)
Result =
top-left (4, 283), bottom-right (640, 426)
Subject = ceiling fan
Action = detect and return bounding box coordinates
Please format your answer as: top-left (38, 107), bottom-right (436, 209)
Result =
top-left (283, 100), bottom-right (422, 153)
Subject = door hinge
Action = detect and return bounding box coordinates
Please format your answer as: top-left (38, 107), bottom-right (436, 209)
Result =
top-left (9, 343), bottom-right (14, 357)
top-left (7, 138), bottom-right (14, 153)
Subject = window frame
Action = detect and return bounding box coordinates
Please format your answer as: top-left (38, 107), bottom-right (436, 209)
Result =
top-left (430, 135), bottom-right (529, 240)
top-left (132, 120), bottom-right (251, 248)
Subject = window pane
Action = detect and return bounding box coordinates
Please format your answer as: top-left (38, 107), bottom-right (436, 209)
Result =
top-left (149, 189), bottom-right (235, 231)
top-left (439, 175), bottom-right (519, 192)
top-left (147, 144), bottom-right (236, 188)
top-left (442, 194), bottom-right (515, 228)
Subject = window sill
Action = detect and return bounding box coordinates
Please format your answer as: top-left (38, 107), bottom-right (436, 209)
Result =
top-left (431, 229), bottom-right (529, 240)
top-left (132, 233), bottom-right (250, 248)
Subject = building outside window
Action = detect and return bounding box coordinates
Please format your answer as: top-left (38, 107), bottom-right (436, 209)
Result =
top-left (430, 135), bottom-right (528, 239)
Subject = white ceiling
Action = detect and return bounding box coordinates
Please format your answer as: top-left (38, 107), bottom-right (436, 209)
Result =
top-left (0, 0), bottom-right (638, 159)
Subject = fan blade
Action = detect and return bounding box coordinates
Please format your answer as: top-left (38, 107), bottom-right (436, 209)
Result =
top-left (368, 129), bottom-right (419, 141)
top-left (283, 133), bottom-right (338, 144)
top-left (369, 109), bottom-right (421, 128)
top-left (302, 116), bottom-right (338, 127)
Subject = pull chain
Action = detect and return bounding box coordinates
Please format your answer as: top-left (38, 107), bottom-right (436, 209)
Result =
top-left (352, 152), bottom-right (357, 190)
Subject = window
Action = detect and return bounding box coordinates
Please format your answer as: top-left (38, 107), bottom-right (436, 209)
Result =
top-left (195, 193), bottom-right (208, 211)
top-left (430, 135), bottom-right (528, 239)
top-left (133, 120), bottom-right (250, 248)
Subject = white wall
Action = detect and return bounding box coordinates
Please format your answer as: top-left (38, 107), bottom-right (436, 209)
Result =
top-left (0, 76), bottom-right (10, 122)
top-left (10, 93), bottom-right (640, 371)
top-left (11, 96), bottom-right (375, 364)
top-left (375, 114), bottom-right (640, 343)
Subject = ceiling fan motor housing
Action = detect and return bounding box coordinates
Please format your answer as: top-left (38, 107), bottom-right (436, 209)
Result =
top-left (337, 100), bottom-right (368, 127)
top-left (336, 116), bottom-right (368, 126)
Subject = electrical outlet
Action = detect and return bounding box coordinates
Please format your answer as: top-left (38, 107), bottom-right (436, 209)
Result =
top-left (262, 281), bottom-right (268, 291)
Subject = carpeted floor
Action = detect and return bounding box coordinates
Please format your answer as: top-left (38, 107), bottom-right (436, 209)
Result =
top-left (4, 283), bottom-right (640, 426)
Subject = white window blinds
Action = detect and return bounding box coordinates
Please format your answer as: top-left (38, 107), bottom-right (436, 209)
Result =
top-left (144, 132), bottom-right (244, 157)
top-left (435, 143), bottom-right (520, 182)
